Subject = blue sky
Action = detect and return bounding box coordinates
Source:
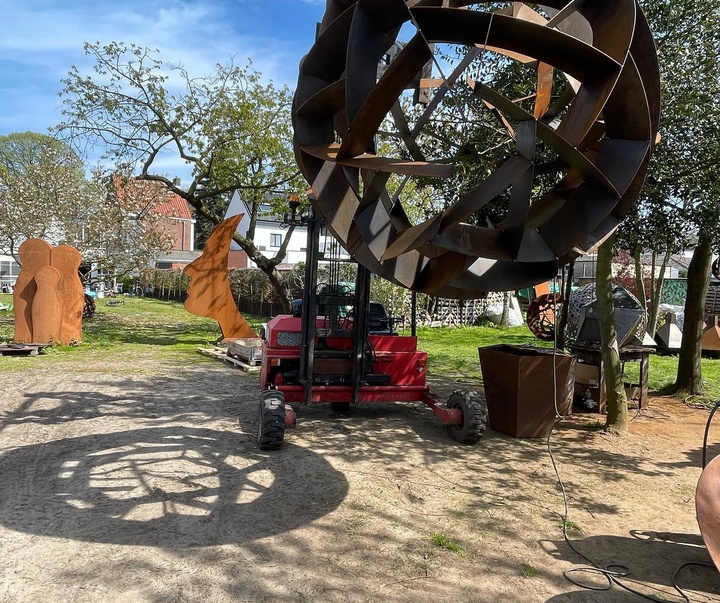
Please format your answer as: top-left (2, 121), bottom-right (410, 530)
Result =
top-left (0, 0), bottom-right (325, 162)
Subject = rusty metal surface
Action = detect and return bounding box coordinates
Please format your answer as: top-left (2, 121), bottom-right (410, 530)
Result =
top-left (183, 215), bottom-right (258, 341)
top-left (293, 1), bottom-right (660, 297)
top-left (697, 454), bottom-right (720, 571)
top-left (13, 239), bottom-right (84, 345)
top-left (527, 293), bottom-right (562, 341)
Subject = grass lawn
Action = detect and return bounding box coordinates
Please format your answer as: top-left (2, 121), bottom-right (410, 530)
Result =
top-left (416, 323), bottom-right (720, 401)
top-left (1, 293), bottom-right (719, 401)
top-left (0, 293), bottom-right (260, 368)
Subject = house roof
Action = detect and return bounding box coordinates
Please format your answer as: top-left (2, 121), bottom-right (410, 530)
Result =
top-left (112, 175), bottom-right (193, 220)
top-left (154, 196), bottom-right (193, 221)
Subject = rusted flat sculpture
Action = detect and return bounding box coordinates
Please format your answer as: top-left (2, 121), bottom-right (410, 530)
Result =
top-left (184, 215), bottom-right (257, 341)
top-left (13, 239), bottom-right (84, 345)
top-left (697, 454), bottom-right (720, 571)
top-left (701, 318), bottom-right (720, 354)
top-left (293, 1), bottom-right (660, 297)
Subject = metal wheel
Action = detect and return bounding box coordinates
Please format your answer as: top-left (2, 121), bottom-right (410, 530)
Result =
top-left (257, 390), bottom-right (286, 450)
top-left (446, 390), bottom-right (487, 445)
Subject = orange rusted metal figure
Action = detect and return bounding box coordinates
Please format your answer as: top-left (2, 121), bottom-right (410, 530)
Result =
top-left (184, 215), bottom-right (257, 341)
top-left (13, 239), bottom-right (84, 345)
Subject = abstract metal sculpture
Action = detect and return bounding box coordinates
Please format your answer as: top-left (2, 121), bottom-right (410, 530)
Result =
top-left (13, 239), bottom-right (84, 345)
top-left (565, 283), bottom-right (646, 347)
top-left (527, 292), bottom-right (562, 341)
top-left (293, 1), bottom-right (660, 297)
top-left (184, 215), bottom-right (257, 341)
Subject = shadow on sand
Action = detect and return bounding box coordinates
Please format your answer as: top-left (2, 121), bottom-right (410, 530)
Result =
top-left (0, 426), bottom-right (348, 547)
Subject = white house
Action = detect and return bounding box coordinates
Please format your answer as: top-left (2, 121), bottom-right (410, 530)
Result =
top-left (224, 191), bottom-right (349, 269)
top-left (0, 254), bottom-right (20, 292)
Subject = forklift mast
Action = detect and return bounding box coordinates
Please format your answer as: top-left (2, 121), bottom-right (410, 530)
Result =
top-left (298, 209), bottom-right (371, 405)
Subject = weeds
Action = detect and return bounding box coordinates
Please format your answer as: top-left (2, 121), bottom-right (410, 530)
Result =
top-left (561, 520), bottom-right (583, 533)
top-left (521, 564), bottom-right (540, 578)
top-left (431, 532), bottom-right (465, 556)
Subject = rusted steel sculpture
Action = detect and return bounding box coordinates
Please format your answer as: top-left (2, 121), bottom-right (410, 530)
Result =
top-left (184, 215), bottom-right (257, 341)
top-left (13, 239), bottom-right (84, 345)
top-left (293, 1), bottom-right (660, 297)
top-left (527, 292), bottom-right (562, 341)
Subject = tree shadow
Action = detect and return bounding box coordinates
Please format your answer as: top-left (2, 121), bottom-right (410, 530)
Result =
top-left (0, 426), bottom-right (348, 547)
top-left (279, 393), bottom-right (679, 523)
top-left (541, 530), bottom-right (719, 602)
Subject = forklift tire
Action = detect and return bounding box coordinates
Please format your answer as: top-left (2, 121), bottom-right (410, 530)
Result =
top-left (446, 390), bottom-right (487, 444)
top-left (330, 402), bottom-right (351, 413)
top-left (257, 390), bottom-right (286, 450)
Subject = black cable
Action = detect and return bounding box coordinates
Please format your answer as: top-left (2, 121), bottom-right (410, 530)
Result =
top-left (547, 421), bottom-right (698, 602)
top-left (546, 278), bottom-right (717, 602)
top-left (702, 401), bottom-right (720, 469)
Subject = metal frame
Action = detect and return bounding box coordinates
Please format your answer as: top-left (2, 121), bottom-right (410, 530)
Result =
top-left (292, 1), bottom-right (660, 298)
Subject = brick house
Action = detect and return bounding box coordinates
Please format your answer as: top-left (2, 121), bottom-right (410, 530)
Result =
top-left (152, 189), bottom-right (200, 269)
top-left (112, 176), bottom-right (200, 270)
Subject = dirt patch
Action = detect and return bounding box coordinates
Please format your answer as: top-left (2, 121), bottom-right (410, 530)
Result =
top-left (0, 354), bottom-right (718, 602)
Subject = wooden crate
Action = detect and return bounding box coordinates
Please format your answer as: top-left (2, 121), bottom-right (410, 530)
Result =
top-left (226, 338), bottom-right (263, 365)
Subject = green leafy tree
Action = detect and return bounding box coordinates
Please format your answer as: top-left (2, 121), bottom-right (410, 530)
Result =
top-left (0, 132), bottom-right (171, 280)
top-left (637, 0), bottom-right (720, 396)
top-left (56, 42), bottom-right (304, 308)
top-left (614, 199), bottom-right (687, 338)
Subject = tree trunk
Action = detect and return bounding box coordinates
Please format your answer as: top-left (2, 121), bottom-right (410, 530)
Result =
top-left (633, 246), bottom-right (646, 313)
top-left (596, 234), bottom-right (628, 433)
top-left (647, 249), bottom-right (671, 338)
top-left (557, 261), bottom-right (574, 350)
top-left (675, 233), bottom-right (712, 395)
top-left (500, 291), bottom-right (510, 329)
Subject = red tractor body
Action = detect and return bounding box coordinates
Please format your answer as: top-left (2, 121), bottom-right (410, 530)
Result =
top-left (261, 314), bottom-right (434, 405)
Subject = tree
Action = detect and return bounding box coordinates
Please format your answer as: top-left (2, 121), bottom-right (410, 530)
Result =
top-left (0, 132), bottom-right (88, 260)
top-left (596, 234), bottom-right (628, 433)
top-left (0, 132), bottom-right (171, 280)
top-left (56, 42), bottom-right (304, 308)
top-left (614, 200), bottom-right (687, 338)
top-left (675, 231), bottom-right (712, 394)
top-left (637, 0), bottom-right (720, 395)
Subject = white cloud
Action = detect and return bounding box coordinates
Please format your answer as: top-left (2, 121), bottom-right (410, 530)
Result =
top-left (0, 0), bottom-right (323, 139)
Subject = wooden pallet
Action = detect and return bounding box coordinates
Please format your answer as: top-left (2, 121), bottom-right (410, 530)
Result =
top-left (196, 346), bottom-right (260, 372)
top-left (197, 346), bottom-right (228, 360)
top-left (0, 344), bottom-right (44, 357)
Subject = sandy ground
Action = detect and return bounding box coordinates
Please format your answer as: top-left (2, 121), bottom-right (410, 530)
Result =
top-left (0, 353), bottom-right (719, 603)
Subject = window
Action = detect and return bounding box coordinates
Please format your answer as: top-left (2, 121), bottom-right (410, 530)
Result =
top-left (270, 233), bottom-right (282, 247)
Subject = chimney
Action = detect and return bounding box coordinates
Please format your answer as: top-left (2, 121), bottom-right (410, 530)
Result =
top-left (172, 177), bottom-right (181, 188)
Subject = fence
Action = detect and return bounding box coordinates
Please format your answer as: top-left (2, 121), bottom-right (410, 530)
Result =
top-left (142, 266), bottom-right (509, 326)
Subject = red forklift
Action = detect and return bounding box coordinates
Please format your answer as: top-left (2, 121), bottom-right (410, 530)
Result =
top-left (256, 206), bottom-right (487, 450)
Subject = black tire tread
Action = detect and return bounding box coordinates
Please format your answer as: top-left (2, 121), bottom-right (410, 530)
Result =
top-left (446, 390), bottom-right (487, 444)
top-left (258, 391), bottom-right (286, 450)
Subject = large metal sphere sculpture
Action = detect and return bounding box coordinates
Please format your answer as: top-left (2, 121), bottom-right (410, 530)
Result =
top-left (293, 1), bottom-right (660, 298)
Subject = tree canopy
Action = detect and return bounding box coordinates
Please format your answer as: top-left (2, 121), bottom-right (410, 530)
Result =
top-left (56, 42), bottom-right (304, 305)
top-left (630, 0), bottom-right (720, 395)
top-left (0, 131), bottom-right (173, 280)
